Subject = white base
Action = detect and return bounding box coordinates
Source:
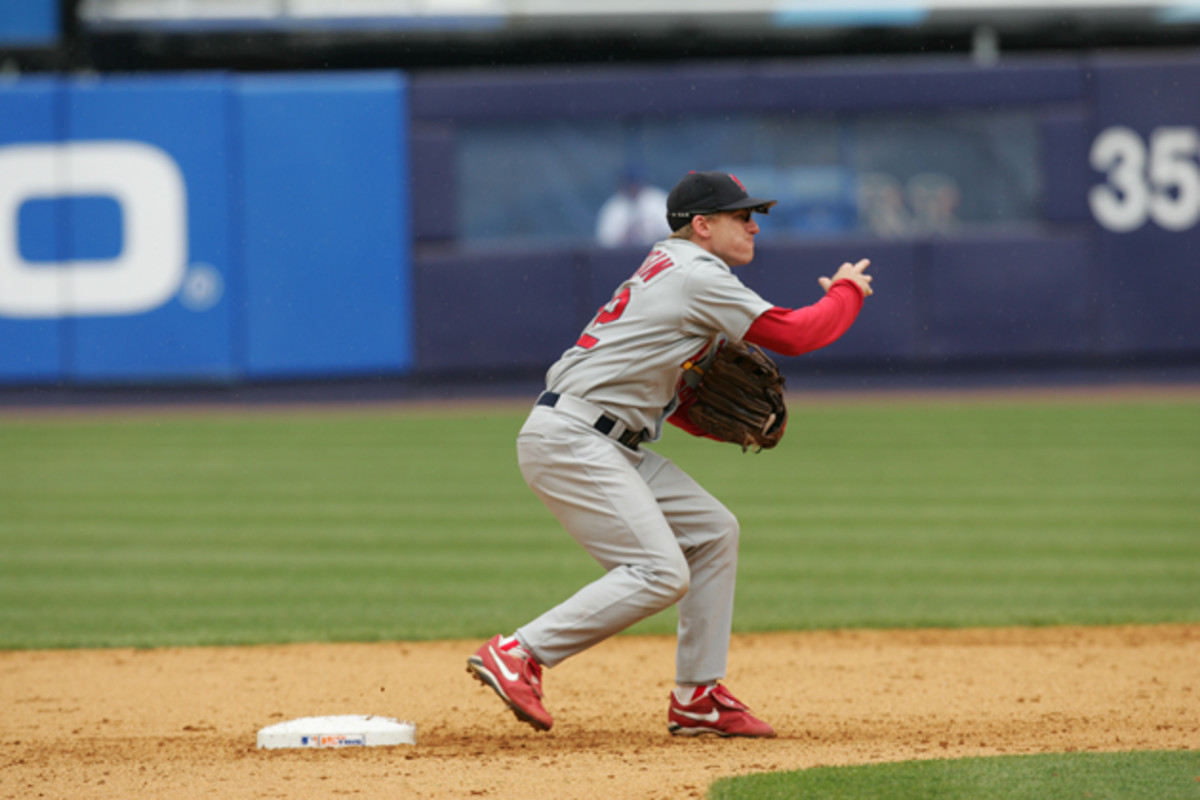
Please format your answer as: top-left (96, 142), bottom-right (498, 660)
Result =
top-left (256, 714), bottom-right (417, 749)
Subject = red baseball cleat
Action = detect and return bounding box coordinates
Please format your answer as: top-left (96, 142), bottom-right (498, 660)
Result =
top-left (668, 684), bottom-right (776, 738)
top-left (467, 635), bottom-right (553, 732)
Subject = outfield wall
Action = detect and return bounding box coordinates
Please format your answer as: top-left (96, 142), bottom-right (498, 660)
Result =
top-left (1, 53), bottom-right (1199, 385)
top-left (0, 72), bottom-right (412, 384)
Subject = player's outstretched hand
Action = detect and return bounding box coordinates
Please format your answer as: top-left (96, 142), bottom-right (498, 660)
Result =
top-left (819, 259), bottom-right (873, 297)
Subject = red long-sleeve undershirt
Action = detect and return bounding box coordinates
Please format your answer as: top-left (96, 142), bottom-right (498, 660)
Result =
top-left (667, 279), bottom-right (865, 438)
top-left (742, 279), bottom-right (864, 356)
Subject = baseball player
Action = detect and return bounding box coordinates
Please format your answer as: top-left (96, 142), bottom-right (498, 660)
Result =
top-left (468, 171), bottom-right (873, 737)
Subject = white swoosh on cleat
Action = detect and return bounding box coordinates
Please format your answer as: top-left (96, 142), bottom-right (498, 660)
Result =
top-left (489, 646), bottom-right (521, 682)
top-left (675, 708), bottom-right (721, 723)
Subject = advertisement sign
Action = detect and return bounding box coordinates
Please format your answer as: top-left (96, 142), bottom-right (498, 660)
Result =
top-left (0, 80), bottom-right (62, 381)
top-left (0, 72), bottom-right (413, 384)
top-left (64, 77), bottom-right (236, 381)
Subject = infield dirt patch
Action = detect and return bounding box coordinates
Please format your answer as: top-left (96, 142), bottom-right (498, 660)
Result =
top-left (2, 625), bottom-right (1197, 799)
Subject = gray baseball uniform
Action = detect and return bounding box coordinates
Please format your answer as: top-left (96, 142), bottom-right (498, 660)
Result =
top-left (514, 237), bottom-right (770, 684)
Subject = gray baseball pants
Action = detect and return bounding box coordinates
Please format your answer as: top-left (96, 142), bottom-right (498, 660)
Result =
top-left (514, 400), bottom-right (739, 685)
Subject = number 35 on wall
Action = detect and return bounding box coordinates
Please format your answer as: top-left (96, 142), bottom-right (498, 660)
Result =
top-left (1089, 125), bottom-right (1200, 233)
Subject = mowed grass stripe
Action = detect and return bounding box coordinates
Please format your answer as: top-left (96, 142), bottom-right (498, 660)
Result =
top-left (1, 396), bottom-right (1197, 648)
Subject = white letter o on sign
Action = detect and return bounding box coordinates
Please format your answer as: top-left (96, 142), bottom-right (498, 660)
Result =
top-left (0, 141), bottom-right (187, 318)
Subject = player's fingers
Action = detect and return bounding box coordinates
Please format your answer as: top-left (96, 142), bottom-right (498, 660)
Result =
top-left (818, 277), bottom-right (833, 291)
top-left (853, 258), bottom-right (871, 272)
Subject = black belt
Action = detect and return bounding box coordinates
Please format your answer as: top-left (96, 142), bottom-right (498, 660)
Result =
top-left (536, 391), bottom-right (643, 450)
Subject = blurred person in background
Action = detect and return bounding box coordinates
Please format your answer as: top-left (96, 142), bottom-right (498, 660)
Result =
top-left (595, 164), bottom-right (672, 247)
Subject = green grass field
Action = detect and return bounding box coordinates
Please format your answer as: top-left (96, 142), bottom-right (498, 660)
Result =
top-left (2, 393), bottom-right (1197, 798)
top-left (709, 750), bottom-right (1200, 800)
top-left (2, 395), bottom-right (1196, 649)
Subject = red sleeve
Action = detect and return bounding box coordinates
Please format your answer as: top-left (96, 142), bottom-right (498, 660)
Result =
top-left (743, 280), bottom-right (864, 357)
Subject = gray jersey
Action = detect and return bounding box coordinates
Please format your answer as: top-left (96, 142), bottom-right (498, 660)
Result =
top-left (546, 237), bottom-right (772, 438)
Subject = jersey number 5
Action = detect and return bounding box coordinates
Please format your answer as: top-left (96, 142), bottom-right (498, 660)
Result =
top-left (576, 286), bottom-right (631, 349)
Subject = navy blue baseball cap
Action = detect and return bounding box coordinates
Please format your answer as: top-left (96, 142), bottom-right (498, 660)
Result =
top-left (666, 171), bottom-right (777, 231)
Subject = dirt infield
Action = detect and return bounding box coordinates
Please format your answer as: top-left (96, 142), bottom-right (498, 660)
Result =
top-left (2, 625), bottom-right (1197, 799)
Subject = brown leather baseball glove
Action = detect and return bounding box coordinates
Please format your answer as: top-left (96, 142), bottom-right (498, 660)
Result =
top-left (686, 340), bottom-right (787, 452)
